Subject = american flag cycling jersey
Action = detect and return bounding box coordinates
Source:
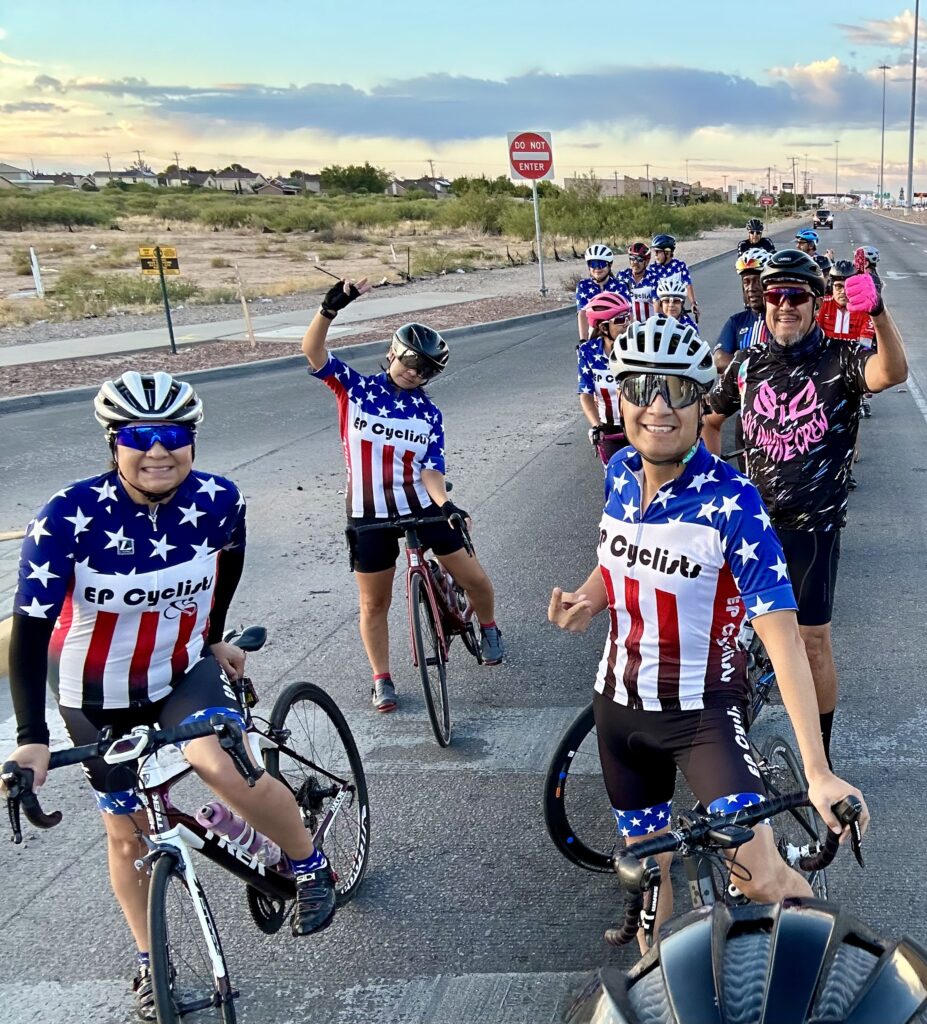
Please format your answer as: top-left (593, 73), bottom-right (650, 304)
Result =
top-left (575, 275), bottom-right (631, 309)
top-left (651, 257), bottom-right (693, 286)
top-left (13, 470), bottom-right (245, 710)
top-left (614, 267), bottom-right (659, 321)
top-left (312, 353), bottom-right (445, 518)
top-left (595, 442), bottom-right (796, 711)
top-left (816, 298), bottom-right (875, 345)
top-left (577, 337), bottom-right (621, 424)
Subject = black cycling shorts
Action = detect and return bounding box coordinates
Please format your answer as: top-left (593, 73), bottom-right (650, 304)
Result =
top-left (346, 509), bottom-right (465, 574)
top-left (59, 654), bottom-right (243, 807)
top-left (593, 693), bottom-right (766, 829)
top-left (777, 529), bottom-right (841, 627)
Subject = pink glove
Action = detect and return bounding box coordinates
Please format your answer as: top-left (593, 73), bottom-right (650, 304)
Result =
top-left (845, 274), bottom-right (883, 316)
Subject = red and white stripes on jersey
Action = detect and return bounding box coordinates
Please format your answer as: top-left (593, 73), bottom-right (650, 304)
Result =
top-left (312, 354), bottom-right (446, 518)
top-left (577, 338), bottom-right (621, 424)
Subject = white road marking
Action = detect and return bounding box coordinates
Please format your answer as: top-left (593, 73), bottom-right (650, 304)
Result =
top-left (905, 372), bottom-right (927, 430)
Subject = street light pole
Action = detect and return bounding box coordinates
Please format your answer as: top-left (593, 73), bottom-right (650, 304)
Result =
top-left (879, 64), bottom-right (891, 207)
top-left (906, 0), bottom-right (920, 214)
top-left (834, 140), bottom-right (839, 202)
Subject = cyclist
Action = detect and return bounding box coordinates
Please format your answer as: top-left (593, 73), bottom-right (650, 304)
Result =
top-left (795, 228), bottom-right (832, 278)
top-left (2, 372), bottom-right (336, 1019)
top-left (655, 274), bottom-right (697, 331)
top-left (650, 233), bottom-right (699, 322)
top-left (302, 278), bottom-right (504, 714)
top-left (577, 292), bottom-right (634, 463)
top-left (703, 250), bottom-right (909, 767)
top-left (714, 249), bottom-right (770, 374)
top-left (737, 217), bottom-right (776, 255)
top-left (548, 315), bottom-right (868, 951)
top-left (576, 243), bottom-right (630, 344)
top-left (616, 241), bottom-right (659, 322)
top-left (858, 244), bottom-right (883, 293)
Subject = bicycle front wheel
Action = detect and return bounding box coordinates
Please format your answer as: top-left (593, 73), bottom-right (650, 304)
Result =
top-left (542, 703), bottom-right (618, 873)
top-left (761, 735), bottom-right (828, 900)
top-left (148, 853), bottom-right (237, 1024)
top-left (265, 681), bottom-right (370, 904)
top-left (410, 572), bottom-right (451, 746)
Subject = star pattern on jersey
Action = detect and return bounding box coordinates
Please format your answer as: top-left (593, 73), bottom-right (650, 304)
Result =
top-left (735, 538), bottom-right (759, 564)
top-left (90, 481), bottom-right (118, 503)
top-left (611, 472), bottom-right (629, 493)
top-left (697, 499), bottom-right (720, 521)
top-left (613, 802), bottom-right (672, 837)
top-left (29, 517), bottom-right (51, 543)
top-left (688, 470), bottom-right (718, 493)
top-left (190, 540), bottom-right (214, 560)
top-left (651, 489), bottom-right (673, 509)
top-left (748, 596), bottom-right (775, 617)
top-left (621, 498), bottom-right (639, 521)
top-left (769, 557), bottom-right (789, 581)
top-left (197, 476), bottom-right (226, 501)
top-left (718, 494), bottom-right (742, 519)
top-left (178, 503), bottom-right (206, 527)
top-left (63, 507), bottom-right (93, 536)
top-left (26, 561), bottom-right (59, 586)
top-left (104, 526), bottom-right (131, 551)
top-left (755, 507), bottom-right (772, 531)
top-left (150, 535), bottom-right (177, 561)
top-left (20, 596), bottom-right (53, 617)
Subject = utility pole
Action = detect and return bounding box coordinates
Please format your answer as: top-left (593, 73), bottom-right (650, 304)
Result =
top-left (134, 149), bottom-right (145, 172)
top-left (767, 166), bottom-right (772, 196)
top-left (834, 140), bottom-right (839, 202)
top-left (879, 64), bottom-right (891, 206)
top-left (173, 151), bottom-right (181, 186)
top-left (789, 156), bottom-right (798, 214)
top-left (906, 0), bottom-right (920, 214)
top-left (685, 157), bottom-right (690, 185)
top-left (645, 162), bottom-right (651, 202)
top-left (722, 174), bottom-right (728, 201)
top-left (614, 169), bottom-right (619, 198)
top-left (427, 158), bottom-right (437, 199)
top-left (104, 152), bottom-right (113, 175)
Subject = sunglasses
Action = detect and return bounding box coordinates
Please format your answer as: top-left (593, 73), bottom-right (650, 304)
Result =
top-left (604, 313), bottom-right (632, 329)
top-left (657, 248), bottom-right (674, 255)
top-left (763, 288), bottom-right (815, 308)
top-left (620, 373), bottom-right (703, 410)
top-left (587, 259), bottom-right (610, 270)
top-left (628, 255), bottom-right (647, 263)
top-left (114, 423), bottom-right (195, 452)
top-left (393, 345), bottom-right (439, 380)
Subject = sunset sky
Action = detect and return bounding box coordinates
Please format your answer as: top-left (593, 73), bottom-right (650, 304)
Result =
top-left (1, 2), bottom-right (923, 195)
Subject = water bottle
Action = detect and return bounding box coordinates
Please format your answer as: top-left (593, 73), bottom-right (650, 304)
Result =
top-left (195, 801), bottom-right (281, 866)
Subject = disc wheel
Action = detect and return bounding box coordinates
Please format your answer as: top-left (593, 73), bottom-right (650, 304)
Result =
top-left (148, 853), bottom-right (237, 1023)
top-left (761, 735), bottom-right (828, 899)
top-left (410, 572), bottom-right (451, 746)
top-left (542, 703), bottom-right (618, 873)
top-left (264, 681), bottom-right (370, 904)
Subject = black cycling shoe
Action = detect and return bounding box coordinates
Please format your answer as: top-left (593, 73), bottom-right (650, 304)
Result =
top-left (848, 472), bottom-right (858, 490)
top-left (291, 861), bottom-right (336, 936)
top-left (132, 967), bottom-right (157, 1022)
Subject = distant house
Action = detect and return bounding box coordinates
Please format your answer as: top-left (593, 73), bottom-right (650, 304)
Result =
top-left (386, 176), bottom-right (452, 198)
top-left (0, 162), bottom-right (58, 190)
top-left (166, 171), bottom-right (212, 188)
top-left (46, 172), bottom-right (97, 190)
top-left (255, 177), bottom-right (304, 197)
top-left (93, 168), bottom-right (160, 188)
top-left (205, 168), bottom-right (269, 193)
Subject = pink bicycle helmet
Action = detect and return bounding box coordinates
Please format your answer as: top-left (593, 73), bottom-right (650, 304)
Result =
top-left (584, 292), bottom-right (632, 328)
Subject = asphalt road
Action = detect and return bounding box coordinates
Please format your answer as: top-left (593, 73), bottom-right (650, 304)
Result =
top-left (2, 211), bottom-right (926, 1023)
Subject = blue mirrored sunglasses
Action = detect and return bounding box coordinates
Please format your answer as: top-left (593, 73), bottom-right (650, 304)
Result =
top-left (587, 259), bottom-right (610, 270)
top-left (114, 423), bottom-right (195, 451)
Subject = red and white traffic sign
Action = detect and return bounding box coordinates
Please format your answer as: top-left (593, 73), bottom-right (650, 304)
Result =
top-left (760, 195), bottom-right (775, 207)
top-left (508, 131), bottom-right (554, 181)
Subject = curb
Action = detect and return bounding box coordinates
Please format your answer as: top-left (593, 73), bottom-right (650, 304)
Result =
top-left (0, 305), bottom-right (574, 415)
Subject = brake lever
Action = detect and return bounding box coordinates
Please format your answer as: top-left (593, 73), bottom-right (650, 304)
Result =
top-left (448, 513), bottom-right (475, 557)
top-left (833, 795), bottom-right (864, 868)
top-left (212, 716), bottom-right (262, 788)
top-left (2, 762), bottom-right (62, 843)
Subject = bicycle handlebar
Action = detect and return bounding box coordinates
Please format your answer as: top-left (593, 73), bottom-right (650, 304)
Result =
top-left (350, 513), bottom-right (475, 557)
top-left (608, 792), bottom-right (863, 946)
top-left (2, 714), bottom-right (258, 846)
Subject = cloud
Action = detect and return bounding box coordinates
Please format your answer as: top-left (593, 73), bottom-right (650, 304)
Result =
top-left (0, 100), bottom-right (67, 114)
top-left (838, 10), bottom-right (923, 49)
top-left (0, 49), bottom-right (37, 67)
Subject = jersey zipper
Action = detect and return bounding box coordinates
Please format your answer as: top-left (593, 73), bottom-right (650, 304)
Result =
top-left (147, 503), bottom-right (159, 529)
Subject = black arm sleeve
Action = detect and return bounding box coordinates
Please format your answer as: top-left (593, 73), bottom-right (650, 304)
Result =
top-left (207, 548), bottom-right (245, 645)
top-left (8, 614), bottom-right (56, 746)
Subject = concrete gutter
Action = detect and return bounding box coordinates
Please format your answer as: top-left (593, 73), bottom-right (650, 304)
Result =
top-left (0, 530), bottom-right (24, 678)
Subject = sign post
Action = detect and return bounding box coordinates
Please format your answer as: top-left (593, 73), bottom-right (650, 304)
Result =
top-left (508, 131), bottom-right (554, 297)
top-left (139, 245), bottom-right (180, 354)
top-left (29, 247), bottom-right (44, 298)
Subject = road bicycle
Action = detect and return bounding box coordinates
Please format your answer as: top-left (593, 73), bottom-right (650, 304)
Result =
top-left (589, 424), bottom-right (627, 466)
top-left (543, 621), bottom-right (780, 876)
top-left (348, 513), bottom-right (482, 747)
top-left (2, 626), bottom-right (369, 1024)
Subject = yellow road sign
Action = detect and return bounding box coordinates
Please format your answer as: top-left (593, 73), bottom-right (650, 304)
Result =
top-left (139, 245), bottom-right (181, 276)
top-left (138, 246), bottom-right (177, 259)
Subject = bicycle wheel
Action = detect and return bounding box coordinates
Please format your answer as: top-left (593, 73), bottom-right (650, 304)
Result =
top-left (264, 681), bottom-right (370, 904)
top-left (760, 735), bottom-right (828, 899)
top-left (148, 853), bottom-right (237, 1024)
top-left (410, 572), bottom-right (451, 746)
top-left (542, 703), bottom-right (618, 873)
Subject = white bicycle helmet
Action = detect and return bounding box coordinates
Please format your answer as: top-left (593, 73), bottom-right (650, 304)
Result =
top-left (608, 315), bottom-right (715, 388)
top-left (656, 274), bottom-right (687, 300)
top-left (94, 371), bottom-right (204, 430)
top-left (861, 244), bottom-right (880, 265)
top-left (735, 248), bottom-right (771, 275)
top-left (585, 243), bottom-right (614, 264)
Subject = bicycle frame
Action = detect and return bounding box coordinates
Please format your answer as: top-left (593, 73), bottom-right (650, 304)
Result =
top-left (402, 525), bottom-right (455, 669)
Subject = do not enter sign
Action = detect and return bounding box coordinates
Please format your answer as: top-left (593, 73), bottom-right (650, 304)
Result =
top-left (508, 131), bottom-right (554, 181)
top-left (760, 195), bottom-right (775, 207)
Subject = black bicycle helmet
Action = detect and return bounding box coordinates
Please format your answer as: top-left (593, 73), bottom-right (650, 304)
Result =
top-left (391, 322), bottom-right (449, 374)
top-left (746, 218), bottom-right (764, 233)
top-left (829, 259), bottom-right (857, 281)
top-left (760, 248), bottom-right (826, 296)
top-left (566, 900), bottom-right (927, 1024)
top-left (651, 233), bottom-right (677, 250)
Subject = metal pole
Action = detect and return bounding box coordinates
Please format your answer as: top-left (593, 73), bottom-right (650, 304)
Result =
top-left (155, 245), bottom-right (178, 354)
top-left (834, 141), bottom-right (839, 201)
top-left (531, 180), bottom-right (547, 296)
top-left (879, 65), bottom-right (890, 206)
top-left (906, 0), bottom-right (920, 214)
top-left (234, 263), bottom-right (256, 349)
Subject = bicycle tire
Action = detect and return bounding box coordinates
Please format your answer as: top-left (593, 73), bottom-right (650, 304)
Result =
top-left (410, 572), bottom-right (451, 746)
top-left (265, 681), bottom-right (370, 904)
top-left (760, 735), bottom-right (828, 899)
top-left (148, 853), bottom-right (237, 1024)
top-left (542, 703), bottom-right (618, 873)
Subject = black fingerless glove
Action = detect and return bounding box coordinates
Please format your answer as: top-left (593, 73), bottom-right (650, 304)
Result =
top-left (441, 500), bottom-right (469, 523)
top-left (319, 280), bottom-right (361, 321)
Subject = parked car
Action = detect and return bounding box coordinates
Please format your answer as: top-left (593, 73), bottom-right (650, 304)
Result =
top-left (814, 208), bottom-right (834, 229)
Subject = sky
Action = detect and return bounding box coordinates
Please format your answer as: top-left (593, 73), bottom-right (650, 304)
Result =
top-left (0, 2), bottom-right (924, 195)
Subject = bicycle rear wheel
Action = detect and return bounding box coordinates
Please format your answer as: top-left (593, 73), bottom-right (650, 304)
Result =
top-left (265, 681), bottom-right (370, 904)
top-left (148, 853), bottom-right (237, 1023)
top-left (410, 572), bottom-right (451, 746)
top-left (760, 735), bottom-right (828, 899)
top-left (542, 703), bottom-right (618, 873)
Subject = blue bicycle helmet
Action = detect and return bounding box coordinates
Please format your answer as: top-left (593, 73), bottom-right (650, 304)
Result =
top-left (795, 228), bottom-right (820, 246)
top-left (651, 233), bottom-right (677, 250)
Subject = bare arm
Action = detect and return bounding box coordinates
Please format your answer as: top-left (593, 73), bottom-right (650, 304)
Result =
top-left (864, 306), bottom-right (908, 392)
top-left (421, 468), bottom-right (451, 509)
top-left (577, 308), bottom-right (589, 341)
top-left (714, 349), bottom-right (733, 374)
top-left (701, 411), bottom-right (727, 457)
top-left (301, 277), bottom-right (370, 371)
top-left (579, 394), bottom-right (600, 427)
